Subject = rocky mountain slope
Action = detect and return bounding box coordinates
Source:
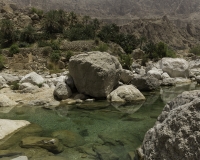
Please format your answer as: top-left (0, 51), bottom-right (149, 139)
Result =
top-left (9, 0), bottom-right (200, 21)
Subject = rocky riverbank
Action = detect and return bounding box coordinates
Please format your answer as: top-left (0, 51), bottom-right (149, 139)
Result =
top-left (1, 51), bottom-right (200, 159)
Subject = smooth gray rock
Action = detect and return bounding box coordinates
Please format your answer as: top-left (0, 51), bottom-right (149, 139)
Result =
top-left (161, 78), bottom-right (175, 86)
top-left (53, 82), bottom-right (72, 100)
top-left (107, 85), bottom-right (145, 103)
top-left (69, 52), bottom-right (122, 97)
top-left (1, 73), bottom-right (20, 84)
top-left (120, 69), bottom-right (134, 84)
top-left (147, 68), bottom-right (163, 80)
top-left (140, 90), bottom-right (200, 160)
top-left (131, 75), bottom-right (160, 91)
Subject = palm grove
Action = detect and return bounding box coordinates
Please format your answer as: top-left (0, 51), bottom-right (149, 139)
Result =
top-left (0, 8), bottom-right (176, 70)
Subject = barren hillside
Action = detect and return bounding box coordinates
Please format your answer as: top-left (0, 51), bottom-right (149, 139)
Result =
top-left (9, 0), bottom-right (200, 22)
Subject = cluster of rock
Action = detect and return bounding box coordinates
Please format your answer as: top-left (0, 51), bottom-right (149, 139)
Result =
top-left (1, 51), bottom-right (200, 109)
top-left (138, 90), bottom-right (200, 160)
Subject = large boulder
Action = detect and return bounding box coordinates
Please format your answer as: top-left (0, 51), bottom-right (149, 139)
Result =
top-left (0, 119), bottom-right (30, 140)
top-left (53, 82), bottom-right (72, 100)
top-left (140, 90), bottom-right (200, 160)
top-left (159, 58), bottom-right (189, 78)
top-left (131, 75), bottom-right (160, 91)
top-left (69, 52), bottom-right (122, 97)
top-left (107, 85), bottom-right (145, 103)
top-left (20, 72), bottom-right (44, 85)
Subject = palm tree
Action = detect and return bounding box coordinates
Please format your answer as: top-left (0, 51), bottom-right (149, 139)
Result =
top-left (68, 11), bottom-right (78, 27)
top-left (82, 15), bottom-right (90, 26)
top-left (0, 19), bottom-right (17, 47)
top-left (43, 10), bottom-right (63, 34)
top-left (20, 25), bottom-right (36, 43)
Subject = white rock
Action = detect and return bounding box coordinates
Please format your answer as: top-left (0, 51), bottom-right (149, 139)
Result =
top-left (160, 58), bottom-right (189, 78)
top-left (20, 72), bottom-right (44, 85)
top-left (147, 69), bottom-right (163, 80)
top-left (11, 156), bottom-right (28, 160)
top-left (0, 94), bottom-right (17, 107)
top-left (0, 119), bottom-right (30, 140)
top-left (107, 85), bottom-right (145, 102)
top-left (161, 72), bottom-right (170, 79)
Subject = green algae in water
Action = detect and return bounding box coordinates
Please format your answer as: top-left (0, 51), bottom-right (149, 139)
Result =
top-left (1, 83), bottom-right (200, 159)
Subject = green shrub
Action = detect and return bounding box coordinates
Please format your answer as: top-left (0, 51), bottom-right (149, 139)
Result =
top-left (0, 54), bottom-right (4, 70)
top-left (20, 25), bottom-right (36, 43)
top-left (64, 23), bottom-right (95, 41)
top-left (38, 40), bottom-right (49, 47)
top-left (50, 51), bottom-right (61, 62)
top-left (11, 81), bottom-right (19, 90)
top-left (65, 51), bottom-right (74, 61)
top-left (42, 47), bottom-right (52, 56)
top-left (30, 7), bottom-right (43, 18)
top-left (9, 44), bottom-right (19, 56)
top-left (118, 53), bottom-right (133, 70)
top-left (189, 45), bottom-right (200, 55)
top-left (43, 10), bottom-right (66, 34)
top-left (50, 40), bottom-right (60, 50)
top-left (94, 43), bottom-right (108, 52)
top-left (18, 42), bottom-right (30, 48)
top-left (0, 19), bottom-right (18, 47)
top-left (143, 41), bottom-right (176, 60)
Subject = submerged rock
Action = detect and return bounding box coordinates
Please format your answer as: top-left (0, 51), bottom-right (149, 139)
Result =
top-left (20, 136), bottom-right (64, 153)
top-left (69, 51), bottom-right (122, 98)
top-left (52, 130), bottom-right (85, 148)
top-left (140, 90), bottom-right (200, 160)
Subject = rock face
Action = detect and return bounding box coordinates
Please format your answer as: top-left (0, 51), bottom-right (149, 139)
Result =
top-left (20, 72), bottom-right (44, 85)
top-left (107, 85), bottom-right (145, 103)
top-left (0, 119), bottom-right (30, 140)
top-left (69, 52), bottom-right (122, 98)
top-left (160, 58), bottom-right (189, 78)
top-left (141, 90), bottom-right (200, 160)
top-left (131, 75), bottom-right (160, 91)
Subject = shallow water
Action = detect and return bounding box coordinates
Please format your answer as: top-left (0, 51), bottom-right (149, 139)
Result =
top-left (0, 83), bottom-right (200, 160)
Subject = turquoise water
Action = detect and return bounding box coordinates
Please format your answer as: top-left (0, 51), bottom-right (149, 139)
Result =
top-left (0, 83), bottom-right (199, 160)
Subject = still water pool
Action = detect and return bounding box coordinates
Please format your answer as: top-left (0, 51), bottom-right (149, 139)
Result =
top-left (0, 83), bottom-right (199, 160)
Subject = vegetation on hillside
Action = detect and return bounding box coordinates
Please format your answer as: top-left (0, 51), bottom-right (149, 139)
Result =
top-left (0, 8), bottom-right (176, 70)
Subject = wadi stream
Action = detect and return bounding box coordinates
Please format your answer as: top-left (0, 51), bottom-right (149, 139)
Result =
top-left (0, 83), bottom-right (199, 160)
